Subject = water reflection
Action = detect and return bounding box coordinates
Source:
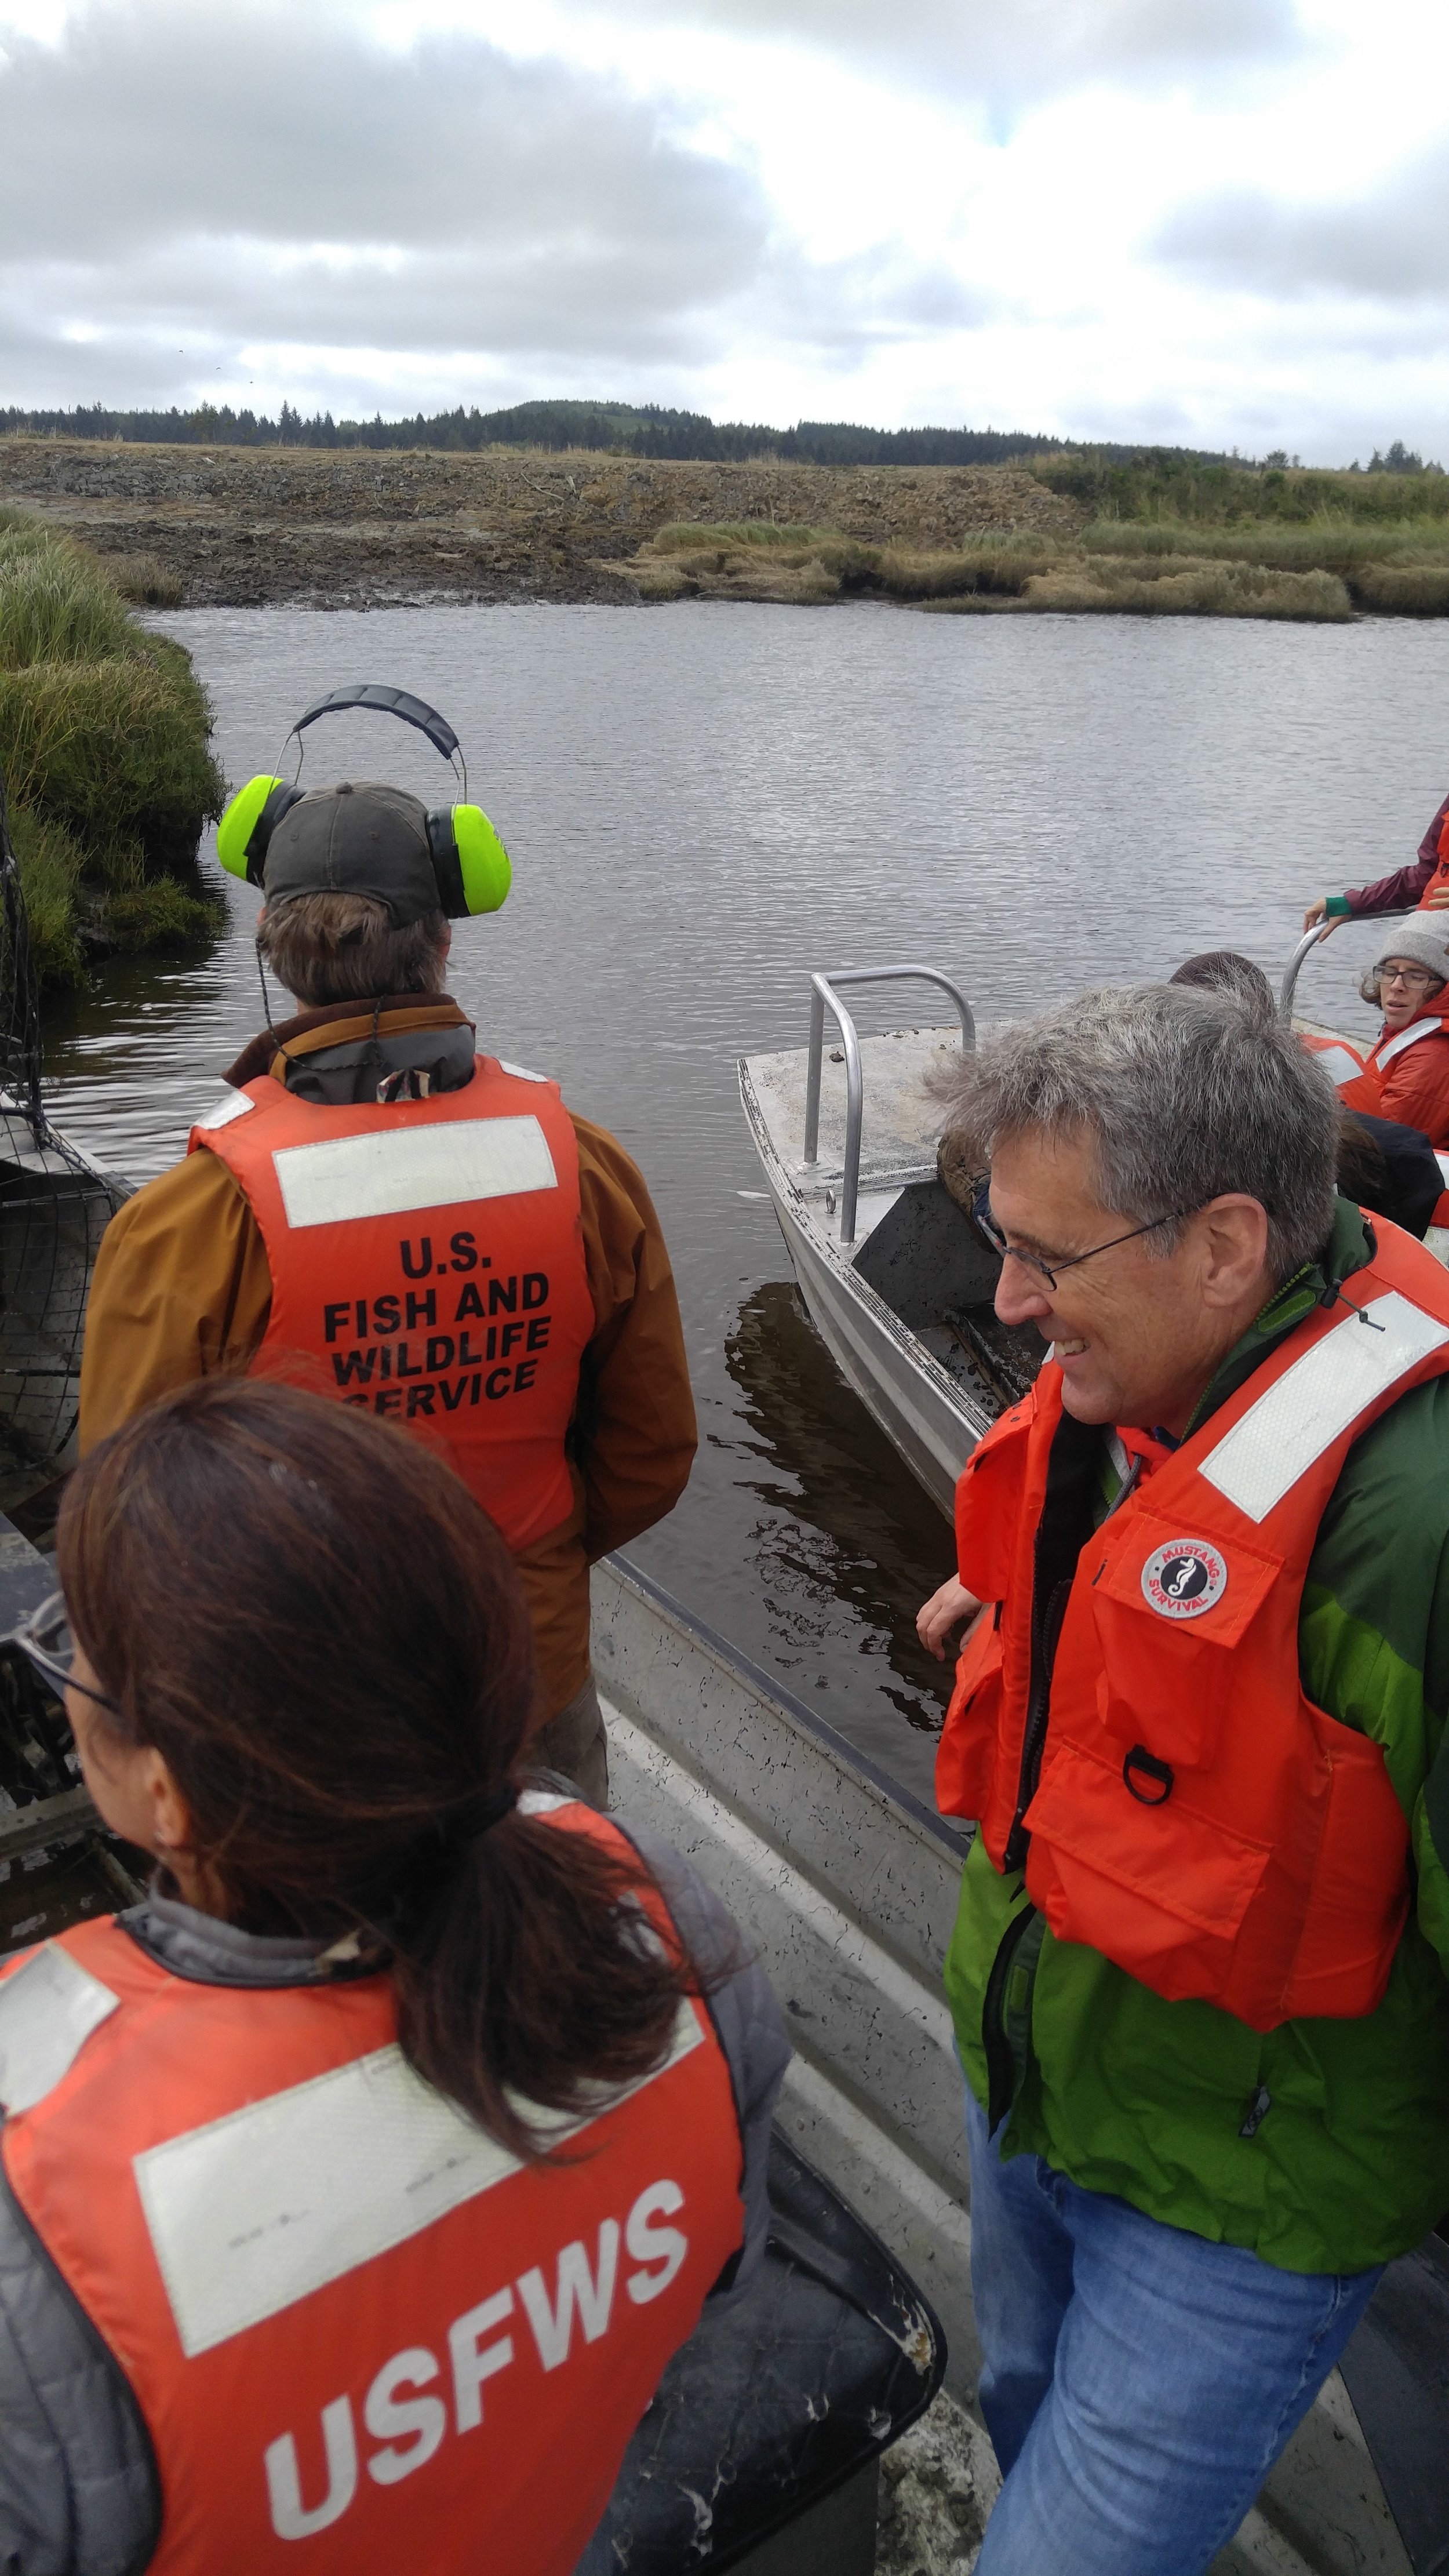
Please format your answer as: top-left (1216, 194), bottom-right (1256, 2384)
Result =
top-left (723, 1282), bottom-right (952, 1790)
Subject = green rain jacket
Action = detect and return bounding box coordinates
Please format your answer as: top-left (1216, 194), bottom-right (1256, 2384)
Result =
top-left (945, 1200), bottom-right (1449, 2277)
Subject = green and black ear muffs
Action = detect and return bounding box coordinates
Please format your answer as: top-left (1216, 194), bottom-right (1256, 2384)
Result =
top-left (214, 682), bottom-right (512, 916)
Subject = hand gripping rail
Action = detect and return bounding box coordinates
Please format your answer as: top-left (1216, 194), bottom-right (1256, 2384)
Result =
top-left (1279, 911), bottom-right (1414, 1025)
top-left (803, 966), bottom-right (975, 1245)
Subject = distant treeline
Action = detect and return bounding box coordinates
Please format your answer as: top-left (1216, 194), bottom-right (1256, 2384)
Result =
top-left (1, 395), bottom-right (1245, 471)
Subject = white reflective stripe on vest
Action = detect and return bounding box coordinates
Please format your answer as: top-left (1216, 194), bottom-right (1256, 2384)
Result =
top-left (192, 1087), bottom-right (257, 1134)
top-left (1200, 1290), bottom-right (1449, 1525)
top-left (1311, 1044), bottom-right (1366, 1088)
top-left (1375, 1018), bottom-right (1441, 1071)
top-left (134, 2005), bottom-right (704, 2359)
top-left (271, 1116), bottom-right (558, 1230)
top-left (0, 1943), bottom-right (119, 2113)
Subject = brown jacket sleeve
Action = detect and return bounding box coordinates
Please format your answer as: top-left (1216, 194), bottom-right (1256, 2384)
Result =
top-left (78, 1151), bottom-right (272, 1452)
top-left (569, 1113), bottom-right (697, 1558)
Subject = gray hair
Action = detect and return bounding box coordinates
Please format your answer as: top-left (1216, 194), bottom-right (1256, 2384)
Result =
top-left (935, 984), bottom-right (1338, 1282)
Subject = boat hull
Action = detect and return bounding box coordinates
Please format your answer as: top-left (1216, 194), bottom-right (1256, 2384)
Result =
top-left (740, 1051), bottom-right (982, 1519)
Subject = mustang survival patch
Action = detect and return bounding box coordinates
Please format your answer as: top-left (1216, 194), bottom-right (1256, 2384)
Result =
top-left (1139, 1538), bottom-right (1228, 1620)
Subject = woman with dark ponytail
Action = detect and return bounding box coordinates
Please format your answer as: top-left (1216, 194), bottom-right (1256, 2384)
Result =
top-left (0, 1378), bottom-right (788, 2576)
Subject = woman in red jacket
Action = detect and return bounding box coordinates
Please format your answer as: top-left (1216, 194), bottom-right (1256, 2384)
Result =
top-left (1351, 916), bottom-right (1449, 1148)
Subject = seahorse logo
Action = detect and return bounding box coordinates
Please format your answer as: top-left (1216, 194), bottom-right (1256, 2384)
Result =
top-left (1140, 1540), bottom-right (1228, 1620)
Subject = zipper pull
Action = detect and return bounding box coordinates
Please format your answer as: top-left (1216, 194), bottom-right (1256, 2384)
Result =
top-left (1239, 2084), bottom-right (1272, 2140)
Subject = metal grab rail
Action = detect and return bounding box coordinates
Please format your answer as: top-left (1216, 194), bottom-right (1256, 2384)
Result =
top-left (1279, 909), bottom-right (1417, 1025)
top-left (803, 966), bottom-right (975, 1245)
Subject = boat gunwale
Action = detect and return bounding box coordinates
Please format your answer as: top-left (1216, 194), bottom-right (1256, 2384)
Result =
top-left (738, 1049), bottom-right (993, 1445)
top-left (605, 1548), bottom-right (971, 1864)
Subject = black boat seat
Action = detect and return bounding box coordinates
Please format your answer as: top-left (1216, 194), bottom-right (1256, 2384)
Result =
top-left (578, 2130), bottom-right (946, 2575)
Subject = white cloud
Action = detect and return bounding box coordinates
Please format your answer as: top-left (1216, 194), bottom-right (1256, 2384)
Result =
top-left (1156, 153), bottom-right (1449, 306)
top-left (2, 0), bottom-right (1449, 460)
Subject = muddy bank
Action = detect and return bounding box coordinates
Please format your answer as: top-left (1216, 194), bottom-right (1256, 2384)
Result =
top-left (0, 439), bottom-right (1080, 610)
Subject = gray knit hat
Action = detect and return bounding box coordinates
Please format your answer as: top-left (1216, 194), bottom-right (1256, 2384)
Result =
top-left (1360, 915), bottom-right (1449, 1005)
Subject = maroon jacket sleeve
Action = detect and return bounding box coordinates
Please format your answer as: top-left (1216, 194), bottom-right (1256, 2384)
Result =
top-left (1345, 794), bottom-right (1449, 915)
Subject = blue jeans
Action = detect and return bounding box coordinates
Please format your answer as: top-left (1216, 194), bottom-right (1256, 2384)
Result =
top-left (964, 2086), bottom-right (1383, 2576)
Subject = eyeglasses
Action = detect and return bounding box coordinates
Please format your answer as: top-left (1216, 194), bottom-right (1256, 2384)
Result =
top-left (1379, 966), bottom-right (1443, 993)
top-left (970, 1181), bottom-right (1196, 1292)
top-left (2, 1591), bottom-right (120, 1715)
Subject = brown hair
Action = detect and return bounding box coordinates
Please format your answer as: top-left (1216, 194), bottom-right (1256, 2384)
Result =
top-left (57, 1380), bottom-right (711, 2156)
top-left (257, 890), bottom-right (449, 1005)
top-left (1168, 951), bottom-right (1275, 1018)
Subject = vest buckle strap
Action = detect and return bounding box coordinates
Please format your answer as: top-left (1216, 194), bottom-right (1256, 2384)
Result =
top-left (1122, 1744), bottom-right (1174, 1806)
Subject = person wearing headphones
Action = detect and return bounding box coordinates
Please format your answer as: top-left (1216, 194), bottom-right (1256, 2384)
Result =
top-left (0, 1377), bottom-right (787, 2575)
top-left (79, 692), bottom-right (697, 1806)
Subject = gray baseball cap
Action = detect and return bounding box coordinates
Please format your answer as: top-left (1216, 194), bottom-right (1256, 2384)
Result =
top-left (262, 782), bottom-right (441, 926)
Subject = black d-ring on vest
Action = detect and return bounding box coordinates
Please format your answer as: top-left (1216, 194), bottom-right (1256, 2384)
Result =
top-left (1123, 1744), bottom-right (1174, 1805)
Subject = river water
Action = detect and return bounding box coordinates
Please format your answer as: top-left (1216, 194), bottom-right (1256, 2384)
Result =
top-left (39, 602), bottom-right (1449, 1807)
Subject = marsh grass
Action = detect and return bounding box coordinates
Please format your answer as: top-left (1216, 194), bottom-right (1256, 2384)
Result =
top-left (0, 512), bottom-right (223, 984)
top-left (873, 536), bottom-right (1054, 599)
top-left (0, 544), bottom-right (139, 667)
top-left (104, 878), bottom-right (223, 951)
top-left (634, 523), bottom-right (1060, 606)
top-left (105, 553), bottom-right (185, 608)
top-left (1348, 563), bottom-right (1449, 614)
top-left (1023, 559), bottom-right (1352, 620)
top-left (5, 807), bottom-right (85, 984)
top-left (1083, 514), bottom-right (1449, 571)
top-left (634, 512), bottom-right (1381, 623)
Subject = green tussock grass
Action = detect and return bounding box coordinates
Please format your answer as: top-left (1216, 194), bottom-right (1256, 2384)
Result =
top-left (105, 552), bottom-right (185, 608)
top-left (1035, 456), bottom-right (1449, 528)
top-left (103, 878), bottom-right (224, 952)
top-left (633, 508), bottom-right (1403, 623)
top-left (4, 807), bottom-right (85, 986)
top-left (1348, 563), bottom-right (1449, 614)
top-left (633, 524), bottom-right (1057, 606)
top-left (0, 543), bottom-right (139, 666)
top-left (0, 511), bottom-right (223, 987)
top-left (1022, 559), bottom-right (1352, 620)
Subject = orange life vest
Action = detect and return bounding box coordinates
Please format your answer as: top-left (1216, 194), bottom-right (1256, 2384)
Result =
top-left (190, 1056), bottom-right (595, 1551)
top-left (0, 1803), bottom-right (743, 2576)
top-left (935, 1218), bottom-right (1449, 2029)
top-left (1415, 806), bottom-right (1449, 909)
top-left (1299, 1028), bottom-right (1370, 1095)
top-left (1335, 1006), bottom-right (1449, 1125)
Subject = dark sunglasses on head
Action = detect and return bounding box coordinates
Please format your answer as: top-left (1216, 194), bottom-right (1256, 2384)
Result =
top-left (2, 1591), bottom-right (120, 1714)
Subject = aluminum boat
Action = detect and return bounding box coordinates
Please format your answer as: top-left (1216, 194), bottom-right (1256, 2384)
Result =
top-left (740, 932), bottom-right (1447, 1524)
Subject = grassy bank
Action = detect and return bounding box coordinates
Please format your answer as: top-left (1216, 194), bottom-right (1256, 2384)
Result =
top-left (631, 481), bottom-right (1449, 619)
top-left (0, 510), bottom-right (223, 985)
top-left (8, 434), bottom-right (1449, 617)
top-left (630, 522), bottom-right (1355, 617)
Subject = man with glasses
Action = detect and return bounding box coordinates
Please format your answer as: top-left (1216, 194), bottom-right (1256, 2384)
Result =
top-left (915, 981), bottom-right (1449, 2576)
top-left (1339, 915), bottom-right (1449, 1149)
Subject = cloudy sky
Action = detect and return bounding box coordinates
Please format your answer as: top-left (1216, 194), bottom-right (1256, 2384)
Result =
top-left (2, 0), bottom-right (1447, 460)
